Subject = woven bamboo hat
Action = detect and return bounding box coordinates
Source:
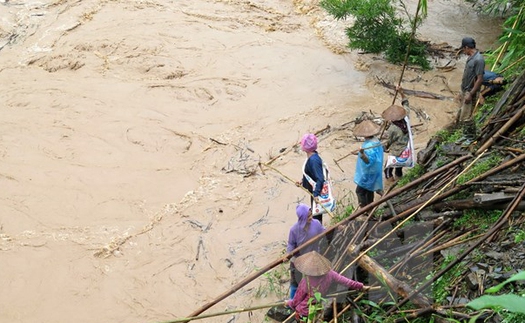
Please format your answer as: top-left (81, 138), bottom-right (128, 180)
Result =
top-left (293, 251), bottom-right (332, 276)
top-left (381, 104), bottom-right (406, 121)
top-left (353, 120), bottom-right (380, 137)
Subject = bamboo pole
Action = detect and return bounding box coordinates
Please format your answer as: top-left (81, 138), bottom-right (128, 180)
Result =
top-left (161, 302), bottom-right (283, 323)
top-left (388, 223), bottom-right (449, 276)
top-left (348, 244), bottom-right (431, 308)
top-left (476, 105), bottom-right (525, 154)
top-left (333, 143), bottom-right (383, 173)
top-left (261, 162), bottom-right (335, 218)
top-left (392, 0), bottom-right (425, 104)
top-left (266, 125), bottom-right (331, 166)
top-left (420, 232), bottom-right (484, 257)
top-left (491, 6), bottom-right (523, 71)
top-left (500, 55), bottom-right (525, 74)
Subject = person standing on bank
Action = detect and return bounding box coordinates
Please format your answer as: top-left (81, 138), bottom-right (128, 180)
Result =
top-left (382, 86), bottom-right (411, 181)
top-left (287, 203), bottom-right (326, 299)
top-left (458, 37), bottom-right (485, 124)
top-left (352, 120), bottom-right (384, 208)
top-left (297, 133), bottom-right (325, 223)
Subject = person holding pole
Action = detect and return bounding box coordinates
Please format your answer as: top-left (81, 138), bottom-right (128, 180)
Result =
top-left (285, 251), bottom-right (370, 321)
top-left (382, 86), bottom-right (412, 182)
top-left (297, 133), bottom-right (325, 223)
top-left (352, 120), bottom-right (384, 208)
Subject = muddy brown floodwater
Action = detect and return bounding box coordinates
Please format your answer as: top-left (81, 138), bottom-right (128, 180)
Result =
top-left (0, 0), bottom-right (503, 322)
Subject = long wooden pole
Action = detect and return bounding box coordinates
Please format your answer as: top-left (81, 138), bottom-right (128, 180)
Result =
top-left (333, 143), bottom-right (384, 172)
top-left (476, 105), bottom-right (525, 154)
top-left (261, 162), bottom-right (335, 218)
top-left (162, 302), bottom-right (283, 323)
top-left (492, 6), bottom-right (523, 71)
top-left (392, 0), bottom-right (424, 104)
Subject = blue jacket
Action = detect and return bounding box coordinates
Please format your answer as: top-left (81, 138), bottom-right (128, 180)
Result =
top-left (302, 152), bottom-right (324, 197)
top-left (354, 138), bottom-right (384, 192)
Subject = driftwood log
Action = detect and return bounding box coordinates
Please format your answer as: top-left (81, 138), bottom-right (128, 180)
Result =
top-left (347, 244), bottom-right (431, 308)
top-left (378, 79), bottom-right (454, 100)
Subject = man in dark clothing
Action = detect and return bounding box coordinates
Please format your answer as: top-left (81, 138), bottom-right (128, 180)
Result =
top-left (458, 37), bottom-right (485, 123)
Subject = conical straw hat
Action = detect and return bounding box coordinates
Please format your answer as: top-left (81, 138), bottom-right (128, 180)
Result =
top-left (381, 104), bottom-right (406, 121)
top-left (353, 120), bottom-right (380, 137)
top-left (293, 251), bottom-right (332, 276)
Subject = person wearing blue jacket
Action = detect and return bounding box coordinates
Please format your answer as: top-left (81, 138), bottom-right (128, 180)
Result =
top-left (353, 120), bottom-right (384, 208)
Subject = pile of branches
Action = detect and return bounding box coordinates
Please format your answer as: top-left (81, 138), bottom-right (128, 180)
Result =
top-left (318, 66), bottom-right (525, 322)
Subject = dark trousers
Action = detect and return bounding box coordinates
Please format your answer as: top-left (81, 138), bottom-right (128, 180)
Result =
top-left (385, 167), bottom-right (403, 179)
top-left (356, 185), bottom-right (374, 207)
top-left (290, 261), bottom-right (303, 288)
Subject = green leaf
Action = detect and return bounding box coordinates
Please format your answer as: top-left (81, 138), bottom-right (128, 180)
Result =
top-left (485, 271), bottom-right (525, 293)
top-left (359, 299), bottom-right (382, 309)
top-left (467, 294), bottom-right (525, 313)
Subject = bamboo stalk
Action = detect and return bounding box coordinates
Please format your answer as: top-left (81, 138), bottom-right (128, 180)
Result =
top-left (266, 125), bottom-right (331, 165)
top-left (420, 232), bottom-right (483, 257)
top-left (163, 302), bottom-right (283, 323)
top-left (378, 152), bottom-right (525, 232)
top-left (389, 224), bottom-right (448, 276)
top-left (261, 162), bottom-right (335, 218)
top-left (333, 143), bottom-right (383, 172)
top-left (476, 105), bottom-right (525, 154)
top-left (492, 6), bottom-right (523, 71)
top-left (500, 54), bottom-right (525, 74)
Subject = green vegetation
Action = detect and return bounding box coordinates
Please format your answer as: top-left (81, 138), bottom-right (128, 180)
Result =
top-left (474, 100), bottom-right (496, 124)
top-left (467, 271), bottom-right (525, 322)
top-left (478, 0), bottom-right (525, 78)
top-left (320, 0), bottom-right (431, 69)
top-left (331, 204), bottom-right (355, 224)
top-left (435, 129), bottom-right (463, 145)
top-left (457, 154), bottom-right (503, 184)
top-left (453, 209), bottom-right (502, 230)
top-left (306, 292), bottom-right (327, 322)
top-left (396, 164), bottom-right (425, 186)
top-left (255, 264), bottom-right (288, 299)
top-left (520, 125), bottom-right (525, 138)
top-left (515, 229), bottom-right (525, 243)
top-left (431, 255), bottom-right (466, 304)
